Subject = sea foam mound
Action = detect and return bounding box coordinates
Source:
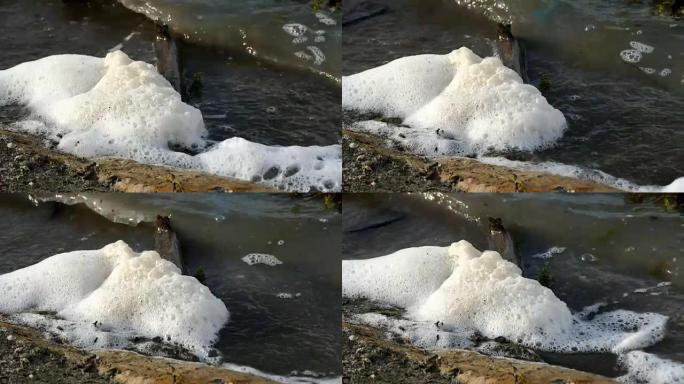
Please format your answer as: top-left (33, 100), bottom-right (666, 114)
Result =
top-left (342, 47), bottom-right (567, 156)
top-left (0, 241), bottom-right (229, 359)
top-left (0, 51), bottom-right (341, 192)
top-left (343, 240), bottom-right (667, 354)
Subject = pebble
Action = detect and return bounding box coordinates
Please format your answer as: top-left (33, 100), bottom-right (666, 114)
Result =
top-left (6, 142), bottom-right (15, 149)
top-left (349, 142), bottom-right (358, 149)
top-left (7, 335), bottom-right (15, 341)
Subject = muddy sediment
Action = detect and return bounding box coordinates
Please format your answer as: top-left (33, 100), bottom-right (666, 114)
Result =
top-left (342, 129), bottom-right (618, 193)
top-left (0, 129), bottom-right (273, 193)
top-left (0, 318), bottom-right (277, 384)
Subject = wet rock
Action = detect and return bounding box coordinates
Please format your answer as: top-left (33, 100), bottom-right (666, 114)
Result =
top-left (0, 129), bottom-right (273, 193)
top-left (0, 318), bottom-right (277, 383)
top-left (343, 129), bottom-right (618, 193)
top-left (343, 322), bottom-right (617, 384)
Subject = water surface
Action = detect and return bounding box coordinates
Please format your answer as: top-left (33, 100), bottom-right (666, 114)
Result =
top-left (0, 0), bottom-right (340, 147)
top-left (343, 0), bottom-right (684, 186)
top-left (343, 193), bottom-right (684, 377)
top-left (0, 193), bottom-right (341, 379)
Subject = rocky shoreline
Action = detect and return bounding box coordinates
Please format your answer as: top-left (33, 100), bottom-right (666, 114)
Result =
top-left (0, 317), bottom-right (277, 384)
top-left (342, 321), bottom-right (617, 384)
top-left (0, 129), bottom-right (273, 193)
top-left (342, 129), bottom-right (619, 193)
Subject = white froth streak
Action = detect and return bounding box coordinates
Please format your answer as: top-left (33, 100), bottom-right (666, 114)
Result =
top-left (478, 157), bottom-right (684, 192)
top-left (617, 351), bottom-right (684, 384)
top-left (0, 51), bottom-right (341, 192)
top-left (222, 363), bottom-right (341, 384)
top-left (0, 241), bottom-right (229, 360)
top-left (343, 241), bottom-right (668, 355)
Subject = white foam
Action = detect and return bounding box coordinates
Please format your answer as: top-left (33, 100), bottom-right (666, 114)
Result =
top-left (222, 362), bottom-right (341, 384)
top-left (0, 51), bottom-right (341, 192)
top-left (342, 48), bottom-right (567, 155)
top-left (241, 253), bottom-right (283, 267)
top-left (532, 246), bottom-right (566, 259)
top-left (629, 41), bottom-right (655, 54)
top-left (661, 177), bottom-right (684, 192)
top-left (618, 351), bottom-right (684, 384)
top-left (478, 157), bottom-right (684, 192)
top-left (0, 241), bottom-right (229, 359)
top-left (343, 241), bottom-right (667, 355)
top-left (283, 23), bottom-right (308, 37)
top-left (198, 138), bottom-right (340, 192)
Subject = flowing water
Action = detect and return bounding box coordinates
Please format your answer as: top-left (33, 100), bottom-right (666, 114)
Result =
top-left (343, 0), bottom-right (684, 187)
top-left (343, 193), bottom-right (684, 378)
top-left (0, 193), bottom-right (341, 380)
top-left (0, 0), bottom-right (340, 147)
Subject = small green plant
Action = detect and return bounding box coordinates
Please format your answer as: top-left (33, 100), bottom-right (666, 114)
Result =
top-left (539, 74), bottom-right (551, 94)
top-left (188, 72), bottom-right (203, 98)
top-left (194, 268), bottom-right (206, 284)
top-left (323, 194), bottom-right (341, 210)
top-left (538, 263), bottom-right (552, 288)
top-left (662, 194), bottom-right (679, 211)
top-left (312, 0), bottom-right (341, 11)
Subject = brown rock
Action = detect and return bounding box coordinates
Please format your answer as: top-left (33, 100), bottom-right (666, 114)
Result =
top-left (343, 129), bottom-right (618, 193)
top-left (0, 318), bottom-right (277, 384)
top-left (0, 129), bottom-right (273, 193)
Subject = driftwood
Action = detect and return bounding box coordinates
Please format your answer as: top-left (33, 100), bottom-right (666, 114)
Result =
top-left (154, 215), bottom-right (184, 273)
top-left (153, 24), bottom-right (187, 100)
top-left (496, 23), bottom-right (529, 82)
top-left (487, 217), bottom-right (521, 274)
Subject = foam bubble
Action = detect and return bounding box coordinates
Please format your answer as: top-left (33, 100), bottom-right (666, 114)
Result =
top-left (343, 241), bottom-right (668, 355)
top-left (0, 241), bottom-right (229, 359)
top-left (532, 246), bottom-right (566, 259)
top-left (618, 351), bottom-right (684, 384)
top-left (241, 253), bottom-right (283, 266)
top-left (315, 12), bottom-right (336, 26)
top-left (342, 48), bottom-right (567, 155)
top-left (620, 49), bottom-right (643, 63)
top-left (305, 46), bottom-right (326, 66)
top-left (0, 51), bottom-right (341, 192)
top-left (629, 41), bottom-right (655, 54)
top-left (283, 23), bottom-right (308, 37)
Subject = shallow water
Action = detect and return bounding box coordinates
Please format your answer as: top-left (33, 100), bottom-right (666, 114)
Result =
top-left (343, 0), bottom-right (684, 186)
top-left (0, 0), bottom-right (340, 147)
top-left (343, 193), bottom-right (684, 378)
top-left (0, 194), bottom-right (341, 379)
top-left (117, 0), bottom-right (342, 78)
